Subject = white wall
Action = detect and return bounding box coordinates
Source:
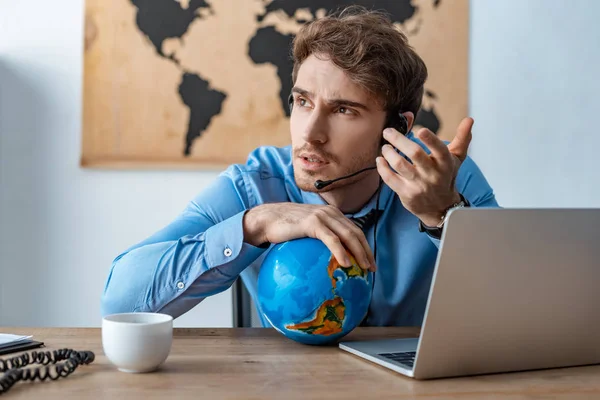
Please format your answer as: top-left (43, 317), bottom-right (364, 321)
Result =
top-left (1, 0), bottom-right (599, 327)
top-left (469, 0), bottom-right (600, 207)
top-left (0, 0), bottom-right (232, 327)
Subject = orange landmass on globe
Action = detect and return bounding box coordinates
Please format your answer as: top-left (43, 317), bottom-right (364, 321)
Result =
top-left (327, 252), bottom-right (367, 288)
top-left (285, 252), bottom-right (368, 336)
top-left (285, 297), bottom-right (345, 335)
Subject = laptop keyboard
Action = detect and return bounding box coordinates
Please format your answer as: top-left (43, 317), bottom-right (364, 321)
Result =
top-left (378, 351), bottom-right (416, 368)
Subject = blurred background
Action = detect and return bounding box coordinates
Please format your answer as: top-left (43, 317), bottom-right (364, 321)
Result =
top-left (1, 0), bottom-right (599, 328)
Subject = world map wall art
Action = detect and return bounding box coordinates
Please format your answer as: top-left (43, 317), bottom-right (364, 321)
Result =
top-left (81, 0), bottom-right (468, 168)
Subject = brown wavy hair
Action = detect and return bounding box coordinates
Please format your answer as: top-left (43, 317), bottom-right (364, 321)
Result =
top-left (292, 6), bottom-right (428, 117)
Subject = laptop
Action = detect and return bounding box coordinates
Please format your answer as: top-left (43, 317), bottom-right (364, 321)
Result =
top-left (339, 208), bottom-right (600, 379)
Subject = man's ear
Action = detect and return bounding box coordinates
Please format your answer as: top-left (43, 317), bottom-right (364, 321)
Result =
top-left (401, 111), bottom-right (415, 133)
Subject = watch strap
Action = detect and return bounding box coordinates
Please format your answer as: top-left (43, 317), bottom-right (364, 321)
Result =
top-left (418, 193), bottom-right (469, 239)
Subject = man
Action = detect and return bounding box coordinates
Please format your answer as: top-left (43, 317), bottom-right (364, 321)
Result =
top-left (101, 6), bottom-right (498, 327)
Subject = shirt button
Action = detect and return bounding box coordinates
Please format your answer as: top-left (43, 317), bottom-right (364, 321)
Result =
top-left (224, 247), bottom-right (232, 257)
top-left (177, 282), bottom-right (185, 290)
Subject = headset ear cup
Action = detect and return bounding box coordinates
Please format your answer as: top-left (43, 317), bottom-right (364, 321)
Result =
top-left (398, 113), bottom-right (408, 135)
top-left (385, 111), bottom-right (408, 135)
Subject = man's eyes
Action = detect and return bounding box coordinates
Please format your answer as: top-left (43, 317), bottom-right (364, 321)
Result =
top-left (295, 97), bottom-right (309, 107)
top-left (295, 97), bottom-right (356, 115)
top-left (336, 106), bottom-right (356, 116)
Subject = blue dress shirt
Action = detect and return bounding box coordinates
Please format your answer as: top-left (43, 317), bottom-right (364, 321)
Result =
top-left (101, 132), bottom-right (499, 327)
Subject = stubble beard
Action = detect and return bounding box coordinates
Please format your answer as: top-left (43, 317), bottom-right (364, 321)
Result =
top-left (293, 146), bottom-right (379, 193)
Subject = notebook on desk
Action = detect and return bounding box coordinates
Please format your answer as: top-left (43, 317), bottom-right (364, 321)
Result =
top-left (0, 334), bottom-right (44, 355)
top-left (339, 208), bottom-right (600, 379)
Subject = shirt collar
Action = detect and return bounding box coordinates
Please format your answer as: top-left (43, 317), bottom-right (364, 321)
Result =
top-left (299, 182), bottom-right (394, 219)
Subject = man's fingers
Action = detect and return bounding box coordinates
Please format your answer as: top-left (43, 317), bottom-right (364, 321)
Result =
top-left (311, 207), bottom-right (371, 270)
top-left (383, 128), bottom-right (433, 169)
top-left (328, 216), bottom-right (376, 271)
top-left (415, 128), bottom-right (453, 168)
top-left (381, 144), bottom-right (416, 179)
top-left (319, 206), bottom-right (374, 271)
top-left (447, 117), bottom-right (473, 162)
top-left (376, 156), bottom-right (409, 197)
top-left (316, 226), bottom-right (352, 267)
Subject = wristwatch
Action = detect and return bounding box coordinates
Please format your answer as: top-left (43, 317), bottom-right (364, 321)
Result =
top-left (418, 193), bottom-right (470, 239)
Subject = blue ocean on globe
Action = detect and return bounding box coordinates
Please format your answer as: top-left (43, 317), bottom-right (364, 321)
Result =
top-left (257, 237), bottom-right (373, 345)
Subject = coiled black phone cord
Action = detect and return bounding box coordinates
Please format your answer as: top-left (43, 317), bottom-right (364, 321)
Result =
top-left (0, 349), bottom-right (95, 395)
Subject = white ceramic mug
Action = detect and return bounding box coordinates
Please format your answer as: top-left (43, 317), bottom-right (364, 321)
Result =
top-left (102, 312), bottom-right (173, 373)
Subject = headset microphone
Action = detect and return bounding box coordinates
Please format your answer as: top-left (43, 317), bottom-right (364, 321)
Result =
top-left (314, 166), bottom-right (377, 190)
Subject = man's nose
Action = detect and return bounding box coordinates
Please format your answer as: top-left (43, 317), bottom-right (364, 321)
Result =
top-left (302, 110), bottom-right (329, 144)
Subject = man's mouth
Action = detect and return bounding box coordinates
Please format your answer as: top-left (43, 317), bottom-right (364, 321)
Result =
top-left (298, 153), bottom-right (329, 171)
top-left (303, 157), bottom-right (324, 163)
top-left (299, 153), bottom-right (328, 164)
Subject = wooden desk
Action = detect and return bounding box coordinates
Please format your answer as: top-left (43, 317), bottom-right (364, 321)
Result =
top-left (1, 327), bottom-right (599, 399)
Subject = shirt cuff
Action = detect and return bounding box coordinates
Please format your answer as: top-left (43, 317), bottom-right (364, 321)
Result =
top-left (204, 210), bottom-right (268, 277)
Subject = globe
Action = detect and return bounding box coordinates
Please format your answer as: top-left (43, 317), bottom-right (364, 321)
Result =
top-left (257, 237), bottom-right (373, 345)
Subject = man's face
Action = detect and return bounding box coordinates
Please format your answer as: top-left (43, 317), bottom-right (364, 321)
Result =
top-left (290, 54), bottom-right (387, 192)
